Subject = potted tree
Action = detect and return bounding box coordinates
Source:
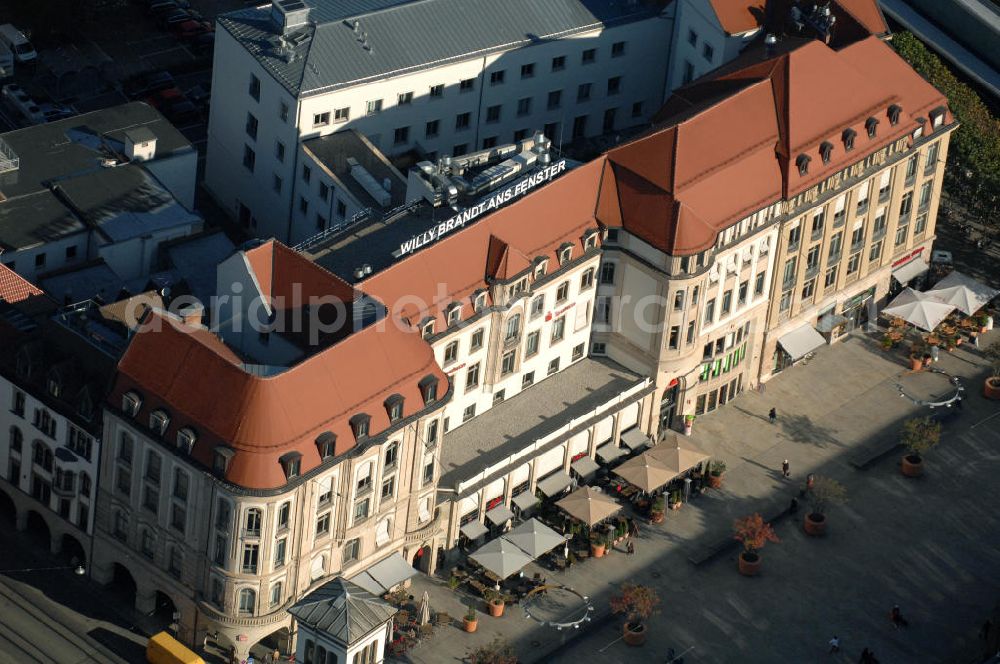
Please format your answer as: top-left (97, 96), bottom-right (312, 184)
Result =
top-left (610, 583), bottom-right (660, 647)
top-left (590, 530), bottom-right (608, 558)
top-left (803, 476), bottom-right (847, 536)
top-left (467, 637), bottom-right (517, 664)
top-left (707, 460), bottom-right (727, 488)
top-left (908, 339), bottom-right (925, 371)
top-left (463, 603), bottom-right (479, 633)
top-left (649, 495), bottom-right (666, 523)
top-left (483, 588), bottom-right (510, 618)
top-left (447, 575), bottom-right (462, 591)
top-left (983, 341), bottom-right (1000, 400)
top-left (733, 513), bottom-right (780, 576)
top-left (900, 417), bottom-right (941, 477)
top-left (683, 414), bottom-right (696, 436)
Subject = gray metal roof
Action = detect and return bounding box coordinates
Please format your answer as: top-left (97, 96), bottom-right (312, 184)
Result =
top-left (289, 577), bottom-right (397, 646)
top-left (0, 190), bottom-right (87, 251)
top-left (219, 0), bottom-right (660, 97)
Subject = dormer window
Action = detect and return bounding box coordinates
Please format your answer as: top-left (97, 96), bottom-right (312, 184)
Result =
top-left (279, 451), bottom-right (302, 480)
top-left (819, 141), bottom-right (833, 165)
top-left (47, 371), bottom-right (62, 398)
top-left (149, 409), bottom-right (170, 436)
top-left (384, 394), bottom-right (404, 423)
top-left (176, 428), bottom-right (197, 453)
top-left (420, 317), bottom-right (435, 339)
top-left (558, 243), bottom-right (573, 264)
top-left (350, 414), bottom-right (371, 441)
top-left (316, 432), bottom-right (336, 460)
top-left (213, 446), bottom-right (234, 475)
top-left (418, 375), bottom-right (439, 405)
top-left (865, 117), bottom-right (879, 138)
top-left (512, 277), bottom-right (528, 296)
top-left (887, 104), bottom-right (902, 126)
top-left (583, 229), bottom-right (599, 250)
top-left (930, 106), bottom-right (945, 128)
top-left (533, 258), bottom-right (547, 279)
top-left (122, 391), bottom-right (142, 417)
top-left (473, 290), bottom-right (487, 312)
top-left (446, 302), bottom-right (461, 327)
top-left (795, 154), bottom-right (810, 176)
top-left (842, 128), bottom-right (856, 151)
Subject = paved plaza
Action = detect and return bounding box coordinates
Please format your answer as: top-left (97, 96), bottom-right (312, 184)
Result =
top-left (404, 329), bottom-right (1000, 664)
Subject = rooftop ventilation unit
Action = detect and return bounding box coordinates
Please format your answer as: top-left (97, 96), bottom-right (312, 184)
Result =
top-left (271, 0), bottom-right (311, 35)
top-left (347, 158), bottom-right (392, 207)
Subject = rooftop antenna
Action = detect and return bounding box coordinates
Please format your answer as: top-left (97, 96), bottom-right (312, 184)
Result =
top-left (353, 19), bottom-right (360, 33)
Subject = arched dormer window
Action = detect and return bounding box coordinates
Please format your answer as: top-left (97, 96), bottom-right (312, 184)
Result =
top-left (865, 117), bottom-right (879, 138)
top-left (472, 289), bottom-right (487, 312)
top-left (583, 228), bottom-right (600, 250)
top-left (350, 414), bottom-right (371, 442)
top-left (842, 128), bottom-right (856, 152)
top-left (176, 427), bottom-right (196, 453)
top-left (384, 394), bottom-right (404, 423)
top-left (149, 409), bottom-right (170, 436)
top-left (122, 391), bottom-right (142, 417)
top-left (445, 302), bottom-right (462, 327)
top-left (532, 257), bottom-right (548, 279)
top-left (316, 432), bottom-right (336, 460)
top-left (279, 452), bottom-right (302, 480)
top-left (418, 375), bottom-right (439, 405)
top-left (795, 154), bottom-right (810, 176)
top-left (887, 104), bottom-right (902, 126)
top-left (47, 369), bottom-right (62, 398)
top-left (819, 141), bottom-right (833, 165)
top-left (558, 242), bottom-right (574, 264)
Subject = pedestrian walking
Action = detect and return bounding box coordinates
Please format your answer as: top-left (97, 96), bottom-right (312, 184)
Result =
top-left (769, 407), bottom-right (777, 424)
top-left (829, 635), bottom-right (840, 653)
top-left (626, 541), bottom-right (635, 556)
top-left (272, 649), bottom-right (281, 663)
top-left (781, 459), bottom-right (790, 478)
top-left (789, 497), bottom-right (799, 514)
top-left (806, 473), bottom-right (816, 490)
top-left (859, 647), bottom-right (871, 663)
top-left (890, 604), bottom-right (909, 629)
top-left (202, 633), bottom-right (210, 651)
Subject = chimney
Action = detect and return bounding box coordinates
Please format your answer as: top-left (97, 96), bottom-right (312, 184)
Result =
top-left (124, 129), bottom-right (156, 162)
top-left (178, 303), bottom-right (204, 327)
top-left (764, 34), bottom-right (778, 58)
top-left (270, 0), bottom-right (311, 35)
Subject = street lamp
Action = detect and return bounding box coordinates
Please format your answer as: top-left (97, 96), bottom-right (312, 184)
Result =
top-left (1, 564), bottom-right (86, 576)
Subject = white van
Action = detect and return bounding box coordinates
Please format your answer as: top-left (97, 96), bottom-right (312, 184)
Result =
top-left (0, 24), bottom-right (37, 64)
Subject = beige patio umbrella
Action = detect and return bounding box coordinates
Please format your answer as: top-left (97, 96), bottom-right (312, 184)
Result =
top-left (614, 452), bottom-right (675, 492)
top-left (646, 433), bottom-right (711, 476)
top-left (417, 590), bottom-right (431, 626)
top-left (556, 486), bottom-right (621, 526)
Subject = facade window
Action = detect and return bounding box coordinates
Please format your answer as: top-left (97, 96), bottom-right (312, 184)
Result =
top-left (367, 98), bottom-right (383, 114)
top-left (398, 92), bottom-right (413, 105)
top-left (316, 512), bottom-right (330, 536)
top-left (782, 257), bottom-right (797, 288)
top-left (851, 223), bottom-right (865, 250)
top-left (779, 290), bottom-right (792, 312)
top-left (788, 225), bottom-right (801, 249)
top-left (895, 221), bottom-right (909, 247)
top-left (918, 181), bottom-right (933, 209)
top-left (279, 100), bottom-right (288, 122)
top-left (313, 112), bottom-right (330, 127)
top-left (526, 330), bottom-right (540, 357)
top-left (873, 208), bottom-right (888, 236)
top-left (899, 191), bottom-right (913, 218)
top-left (547, 90), bottom-right (562, 110)
top-left (141, 530), bottom-right (155, 559)
top-left (801, 278), bottom-right (816, 300)
top-left (925, 142), bottom-right (940, 172)
top-left (274, 141), bottom-right (285, 162)
top-left (806, 245), bottom-right (820, 271)
top-left (824, 265), bottom-right (838, 288)
top-left (245, 113), bottom-right (258, 139)
top-left (517, 98), bottom-right (531, 116)
top-left (847, 252), bottom-right (861, 275)
top-left (682, 61), bottom-right (694, 85)
top-left (582, 48), bottom-right (596, 64)
top-left (238, 588), bottom-right (256, 616)
top-left (738, 280), bottom-right (748, 305)
top-left (490, 70), bottom-right (505, 85)
top-left (353, 497), bottom-right (370, 523)
top-left (612, 41), bottom-right (626, 57)
top-left (334, 107), bottom-right (350, 122)
top-left (668, 326), bottom-right (680, 350)
top-left (470, 328), bottom-right (485, 351)
top-left (552, 55), bottom-right (566, 71)
top-left (385, 441), bottom-right (399, 469)
top-left (556, 281), bottom-right (569, 303)
top-left (466, 363), bottom-right (480, 390)
top-left (381, 475), bottom-right (395, 500)
top-left (444, 340), bottom-right (458, 364)
top-left (631, 101), bottom-right (644, 118)
top-left (248, 74), bottom-right (260, 101)
top-left (522, 371), bottom-right (535, 388)
top-left (687, 29), bottom-right (698, 46)
top-left (462, 404), bottom-right (476, 422)
top-left (686, 321), bottom-right (696, 344)
top-left (520, 63), bottom-right (535, 79)
top-left (505, 314), bottom-right (521, 341)
top-left (277, 502), bottom-right (290, 530)
top-left (828, 232), bottom-right (843, 261)
top-left (242, 145), bottom-right (256, 172)
top-left (501, 349), bottom-right (516, 375)
top-left (702, 42), bottom-right (714, 61)
top-left (459, 78), bottom-right (475, 92)
top-left (914, 212), bottom-right (928, 236)
top-left (245, 508), bottom-right (262, 537)
top-left (603, 108), bottom-right (616, 132)
top-left (721, 290), bottom-right (732, 315)
top-left (343, 538), bottom-right (360, 564)
top-left (600, 262), bottom-right (615, 284)
top-left (351, 414), bottom-right (370, 441)
top-left (551, 316), bottom-right (566, 342)
top-left (270, 581), bottom-right (283, 608)
top-left (607, 77), bottom-right (621, 95)
top-left (426, 420), bottom-right (439, 448)
top-left (425, 119), bottom-right (439, 138)
top-left (486, 105), bottom-right (501, 123)
top-left (241, 544), bottom-right (259, 574)
top-left (869, 240), bottom-right (883, 262)
top-left (704, 298), bottom-right (716, 325)
top-left (811, 211), bottom-right (825, 237)
top-left (547, 358), bottom-right (560, 376)
top-left (572, 115), bottom-right (587, 138)
top-left (394, 126), bottom-right (410, 144)
top-left (577, 83), bottom-right (592, 102)
top-left (673, 291), bottom-right (685, 310)
top-left (455, 112), bottom-right (471, 130)
top-left (272, 174), bottom-right (282, 193)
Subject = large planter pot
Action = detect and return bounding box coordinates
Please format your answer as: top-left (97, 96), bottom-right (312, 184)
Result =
top-left (707, 473), bottom-right (723, 489)
top-left (901, 454), bottom-right (923, 478)
top-left (464, 616), bottom-right (478, 633)
top-left (738, 551), bottom-right (761, 576)
top-left (487, 600), bottom-right (505, 618)
top-left (984, 377), bottom-right (1000, 400)
top-left (803, 512), bottom-right (827, 536)
top-left (923, 356), bottom-right (932, 368)
top-left (908, 354), bottom-right (923, 371)
top-left (650, 510), bottom-right (665, 524)
top-left (590, 542), bottom-right (606, 558)
top-left (683, 422), bottom-right (693, 436)
top-left (622, 622), bottom-right (647, 647)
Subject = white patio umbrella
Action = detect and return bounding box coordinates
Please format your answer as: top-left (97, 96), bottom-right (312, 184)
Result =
top-left (469, 537), bottom-right (533, 580)
top-left (882, 288), bottom-right (955, 332)
top-left (417, 591), bottom-right (431, 626)
top-left (501, 518), bottom-right (565, 558)
top-left (926, 271), bottom-right (999, 315)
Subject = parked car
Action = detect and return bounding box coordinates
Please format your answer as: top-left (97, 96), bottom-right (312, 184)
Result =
top-left (124, 71), bottom-right (175, 98)
top-left (0, 24), bottom-right (37, 64)
top-left (144, 87), bottom-right (185, 110)
top-left (162, 99), bottom-right (200, 124)
top-left (171, 19), bottom-right (212, 40)
top-left (39, 102), bottom-right (77, 122)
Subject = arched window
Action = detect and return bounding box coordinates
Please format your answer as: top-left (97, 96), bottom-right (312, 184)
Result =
top-left (237, 588), bottom-right (256, 616)
top-left (245, 508), bottom-right (262, 537)
top-left (9, 425), bottom-right (22, 452)
top-left (384, 442), bottom-right (399, 469)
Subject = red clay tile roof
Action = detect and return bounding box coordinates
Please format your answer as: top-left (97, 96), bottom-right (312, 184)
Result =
top-left (245, 240), bottom-right (357, 309)
top-left (604, 37), bottom-right (950, 255)
top-left (706, 1), bottom-right (886, 38)
top-left (0, 264), bottom-right (43, 304)
top-left (707, 1), bottom-right (766, 35)
top-left (833, 0), bottom-right (889, 36)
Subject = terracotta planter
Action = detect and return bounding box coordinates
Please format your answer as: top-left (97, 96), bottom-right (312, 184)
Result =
top-left (622, 622), bottom-right (647, 647)
top-left (650, 511), bottom-right (665, 523)
top-left (487, 600), bottom-right (504, 617)
top-left (956, 337), bottom-right (964, 346)
top-left (707, 473), bottom-right (723, 488)
top-left (984, 377), bottom-right (1000, 400)
top-left (738, 551), bottom-right (761, 576)
top-left (803, 512), bottom-right (827, 536)
top-left (901, 454), bottom-right (923, 478)
top-left (463, 616), bottom-right (478, 633)
top-left (908, 355), bottom-right (923, 371)
top-left (591, 542), bottom-right (606, 558)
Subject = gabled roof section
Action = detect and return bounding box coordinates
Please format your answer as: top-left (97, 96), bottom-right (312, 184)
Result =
top-left (289, 578), bottom-right (396, 646)
top-left (707, 1), bottom-right (766, 35)
top-left (0, 264), bottom-right (44, 304)
top-left (485, 235), bottom-right (532, 281)
top-left (244, 240), bottom-right (358, 309)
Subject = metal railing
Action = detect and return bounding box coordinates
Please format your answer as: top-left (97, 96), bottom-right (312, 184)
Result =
top-left (0, 137), bottom-right (18, 174)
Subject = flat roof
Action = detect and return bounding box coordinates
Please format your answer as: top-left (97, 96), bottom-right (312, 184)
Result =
top-left (219, 0), bottom-right (660, 97)
top-left (0, 190), bottom-right (87, 251)
top-left (438, 357), bottom-right (646, 490)
top-left (302, 130), bottom-right (406, 211)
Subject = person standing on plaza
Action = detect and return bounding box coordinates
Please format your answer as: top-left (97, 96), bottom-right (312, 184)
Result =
top-left (828, 635), bottom-right (840, 653)
top-left (626, 540), bottom-right (635, 556)
top-left (891, 604), bottom-right (909, 628)
top-left (769, 407), bottom-right (777, 424)
top-left (272, 648), bottom-right (281, 663)
top-left (781, 459), bottom-right (790, 478)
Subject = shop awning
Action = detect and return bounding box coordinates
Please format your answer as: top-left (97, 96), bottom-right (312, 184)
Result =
top-left (460, 521), bottom-right (488, 540)
top-left (512, 491), bottom-right (538, 512)
top-left (777, 324), bottom-right (826, 361)
top-left (892, 256), bottom-right (929, 285)
top-left (619, 427), bottom-right (649, 451)
top-left (366, 552), bottom-right (417, 592)
top-left (596, 443), bottom-right (626, 463)
top-left (501, 519), bottom-right (565, 558)
top-left (485, 504), bottom-right (515, 526)
top-left (571, 456), bottom-right (600, 478)
top-left (536, 472), bottom-right (573, 497)
top-left (816, 313), bottom-right (849, 333)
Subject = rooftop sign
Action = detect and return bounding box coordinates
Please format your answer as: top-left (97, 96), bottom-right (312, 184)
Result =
top-left (396, 159), bottom-right (568, 258)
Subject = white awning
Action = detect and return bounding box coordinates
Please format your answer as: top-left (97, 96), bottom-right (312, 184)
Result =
top-left (485, 504), bottom-right (515, 526)
top-left (349, 571), bottom-right (384, 595)
top-left (460, 520), bottom-right (488, 540)
top-left (892, 256), bottom-right (929, 285)
top-left (536, 472), bottom-right (572, 497)
top-left (777, 324), bottom-right (826, 361)
top-left (596, 443), bottom-right (626, 463)
top-left (571, 456), bottom-right (600, 478)
top-left (512, 491), bottom-right (538, 512)
top-left (816, 313), bottom-right (849, 333)
top-left (619, 427), bottom-right (648, 451)
top-left (366, 552), bottom-right (416, 592)
top-left (375, 518), bottom-right (391, 546)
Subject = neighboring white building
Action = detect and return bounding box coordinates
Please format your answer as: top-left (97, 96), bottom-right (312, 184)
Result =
top-left (665, 0), bottom-right (763, 91)
top-left (205, 0), bottom-right (677, 243)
